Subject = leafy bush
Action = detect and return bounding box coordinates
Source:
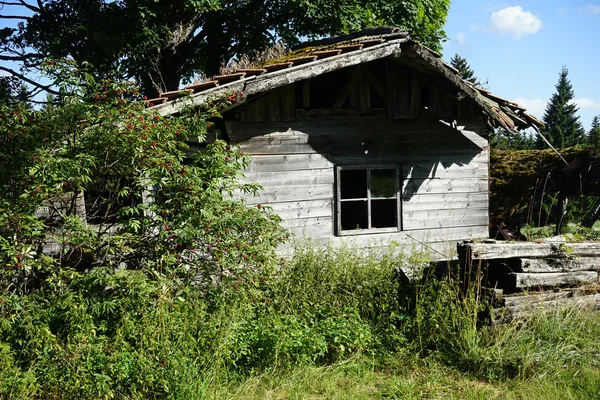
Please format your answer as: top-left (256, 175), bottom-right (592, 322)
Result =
top-left (0, 60), bottom-right (287, 294)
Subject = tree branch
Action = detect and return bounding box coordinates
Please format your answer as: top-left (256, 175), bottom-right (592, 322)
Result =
top-left (0, 65), bottom-right (60, 95)
top-left (0, 0), bottom-right (40, 12)
top-left (0, 53), bottom-right (45, 61)
top-left (0, 14), bottom-right (32, 20)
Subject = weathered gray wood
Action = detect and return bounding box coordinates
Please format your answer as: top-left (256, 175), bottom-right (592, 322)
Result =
top-left (468, 242), bottom-right (600, 260)
top-left (266, 199), bottom-right (332, 219)
top-left (496, 291), bottom-right (600, 324)
top-left (246, 154), bottom-right (333, 172)
top-left (242, 168), bottom-right (332, 182)
top-left (226, 119), bottom-right (488, 142)
top-left (332, 67), bottom-right (361, 109)
top-left (520, 257), bottom-right (600, 273)
top-left (302, 80), bottom-right (310, 108)
top-left (236, 183), bottom-right (333, 203)
top-left (404, 162), bottom-right (488, 179)
top-left (404, 210), bottom-right (489, 231)
top-left (403, 192), bottom-right (488, 211)
top-left (238, 143), bottom-right (329, 155)
top-left (513, 271), bottom-right (599, 289)
top-left (402, 178), bottom-right (489, 195)
top-left (248, 175), bottom-right (334, 187)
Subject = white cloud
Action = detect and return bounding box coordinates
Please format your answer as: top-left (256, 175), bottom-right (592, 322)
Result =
top-left (456, 32), bottom-right (466, 46)
top-left (511, 98), bottom-right (547, 118)
top-left (584, 4), bottom-right (600, 14)
top-left (488, 6), bottom-right (543, 38)
top-left (573, 97), bottom-right (600, 111)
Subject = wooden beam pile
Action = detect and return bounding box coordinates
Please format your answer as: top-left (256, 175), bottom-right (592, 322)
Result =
top-left (466, 240), bottom-right (600, 290)
top-left (461, 239), bottom-right (600, 322)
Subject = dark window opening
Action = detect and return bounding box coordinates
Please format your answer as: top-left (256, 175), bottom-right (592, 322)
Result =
top-left (341, 201), bottom-right (368, 230)
top-left (338, 166), bottom-right (400, 233)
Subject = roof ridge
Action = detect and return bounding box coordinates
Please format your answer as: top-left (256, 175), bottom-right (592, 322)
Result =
top-left (292, 27), bottom-right (409, 50)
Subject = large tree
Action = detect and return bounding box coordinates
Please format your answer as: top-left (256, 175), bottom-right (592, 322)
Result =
top-left (0, 0), bottom-right (450, 97)
top-left (449, 53), bottom-right (484, 87)
top-left (535, 66), bottom-right (586, 149)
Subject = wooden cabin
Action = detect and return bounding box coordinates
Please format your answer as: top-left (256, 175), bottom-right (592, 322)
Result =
top-left (153, 28), bottom-right (542, 259)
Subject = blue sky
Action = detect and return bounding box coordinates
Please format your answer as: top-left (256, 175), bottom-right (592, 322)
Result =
top-left (441, 1), bottom-right (600, 131)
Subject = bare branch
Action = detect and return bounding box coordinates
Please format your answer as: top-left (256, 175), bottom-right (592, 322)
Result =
top-left (0, 14), bottom-right (31, 20)
top-left (0, 65), bottom-right (60, 95)
top-left (0, 54), bottom-right (45, 61)
top-left (0, 0), bottom-right (40, 12)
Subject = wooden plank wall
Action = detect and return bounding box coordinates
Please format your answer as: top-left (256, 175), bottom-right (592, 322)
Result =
top-left (227, 118), bottom-right (489, 260)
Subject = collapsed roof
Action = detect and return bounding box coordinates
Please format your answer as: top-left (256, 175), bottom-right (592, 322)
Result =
top-left (149, 27), bottom-right (543, 132)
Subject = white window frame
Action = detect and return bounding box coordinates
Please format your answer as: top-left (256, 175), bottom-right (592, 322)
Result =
top-left (336, 165), bottom-right (402, 236)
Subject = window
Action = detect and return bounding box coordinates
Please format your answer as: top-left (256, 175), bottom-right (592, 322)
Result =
top-left (337, 166), bottom-right (401, 234)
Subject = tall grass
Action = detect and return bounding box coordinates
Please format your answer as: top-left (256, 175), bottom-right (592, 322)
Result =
top-left (1, 244), bottom-right (599, 398)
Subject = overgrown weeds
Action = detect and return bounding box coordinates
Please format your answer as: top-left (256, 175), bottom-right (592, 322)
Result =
top-left (1, 244), bottom-right (599, 398)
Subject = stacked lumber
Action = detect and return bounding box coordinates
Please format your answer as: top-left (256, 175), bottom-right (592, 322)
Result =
top-left (464, 239), bottom-right (600, 290)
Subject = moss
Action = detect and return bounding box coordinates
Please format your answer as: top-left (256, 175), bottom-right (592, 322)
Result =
top-left (490, 148), bottom-right (594, 227)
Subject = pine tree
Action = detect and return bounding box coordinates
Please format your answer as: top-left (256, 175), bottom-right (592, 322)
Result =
top-left (588, 115), bottom-right (600, 149)
top-left (535, 66), bottom-right (586, 149)
top-left (450, 54), bottom-right (483, 87)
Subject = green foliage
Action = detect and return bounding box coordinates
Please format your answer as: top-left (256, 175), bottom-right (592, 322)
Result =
top-left (536, 66), bottom-right (586, 149)
top-left (449, 53), bottom-right (484, 87)
top-left (588, 115), bottom-right (600, 149)
top-left (2, 245), bottom-right (600, 397)
top-left (3, 0), bottom-right (450, 96)
top-left (491, 128), bottom-right (536, 150)
top-left (0, 59), bottom-right (287, 292)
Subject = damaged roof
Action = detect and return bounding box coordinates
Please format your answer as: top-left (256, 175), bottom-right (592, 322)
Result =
top-left (149, 27), bottom-right (543, 132)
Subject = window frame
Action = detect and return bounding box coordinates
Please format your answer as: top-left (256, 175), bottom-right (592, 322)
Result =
top-left (336, 165), bottom-right (402, 236)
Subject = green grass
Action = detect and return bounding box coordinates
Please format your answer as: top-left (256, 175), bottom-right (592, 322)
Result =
top-left (1, 244), bottom-right (600, 399)
top-left (202, 356), bottom-right (600, 399)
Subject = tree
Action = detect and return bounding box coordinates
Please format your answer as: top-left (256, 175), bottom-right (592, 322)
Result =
top-left (588, 115), bottom-right (600, 149)
top-left (0, 0), bottom-right (450, 97)
top-left (450, 53), bottom-right (485, 87)
top-left (535, 66), bottom-right (586, 149)
top-left (0, 60), bottom-right (287, 292)
top-left (491, 128), bottom-right (535, 150)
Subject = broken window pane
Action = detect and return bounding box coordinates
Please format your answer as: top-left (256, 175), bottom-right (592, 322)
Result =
top-left (341, 200), bottom-right (368, 230)
top-left (371, 169), bottom-right (396, 198)
top-left (341, 169), bottom-right (367, 199)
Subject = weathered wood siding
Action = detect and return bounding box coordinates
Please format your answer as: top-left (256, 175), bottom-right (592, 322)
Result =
top-left (223, 59), bottom-right (490, 259)
top-left (227, 118), bottom-right (489, 260)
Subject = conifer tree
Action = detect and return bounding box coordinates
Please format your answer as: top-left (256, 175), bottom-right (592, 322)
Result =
top-left (588, 115), bottom-right (600, 149)
top-left (535, 66), bottom-right (586, 149)
top-left (450, 54), bottom-right (483, 87)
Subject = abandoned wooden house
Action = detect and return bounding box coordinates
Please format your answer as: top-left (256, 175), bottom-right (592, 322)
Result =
top-left (149, 27), bottom-right (543, 259)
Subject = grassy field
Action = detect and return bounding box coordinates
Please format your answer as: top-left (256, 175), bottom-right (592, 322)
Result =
top-left (1, 245), bottom-right (599, 399)
top-left (210, 356), bottom-right (600, 399)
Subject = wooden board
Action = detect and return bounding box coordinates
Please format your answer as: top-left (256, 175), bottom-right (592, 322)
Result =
top-left (520, 257), bottom-right (600, 273)
top-left (403, 207), bottom-right (489, 230)
top-left (403, 192), bottom-right (488, 211)
top-left (513, 271), bottom-right (599, 289)
top-left (402, 178), bottom-right (489, 195)
top-left (235, 183), bottom-right (333, 203)
top-left (468, 242), bottom-right (600, 260)
top-left (246, 154), bottom-right (333, 172)
top-left (266, 199), bottom-right (333, 219)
